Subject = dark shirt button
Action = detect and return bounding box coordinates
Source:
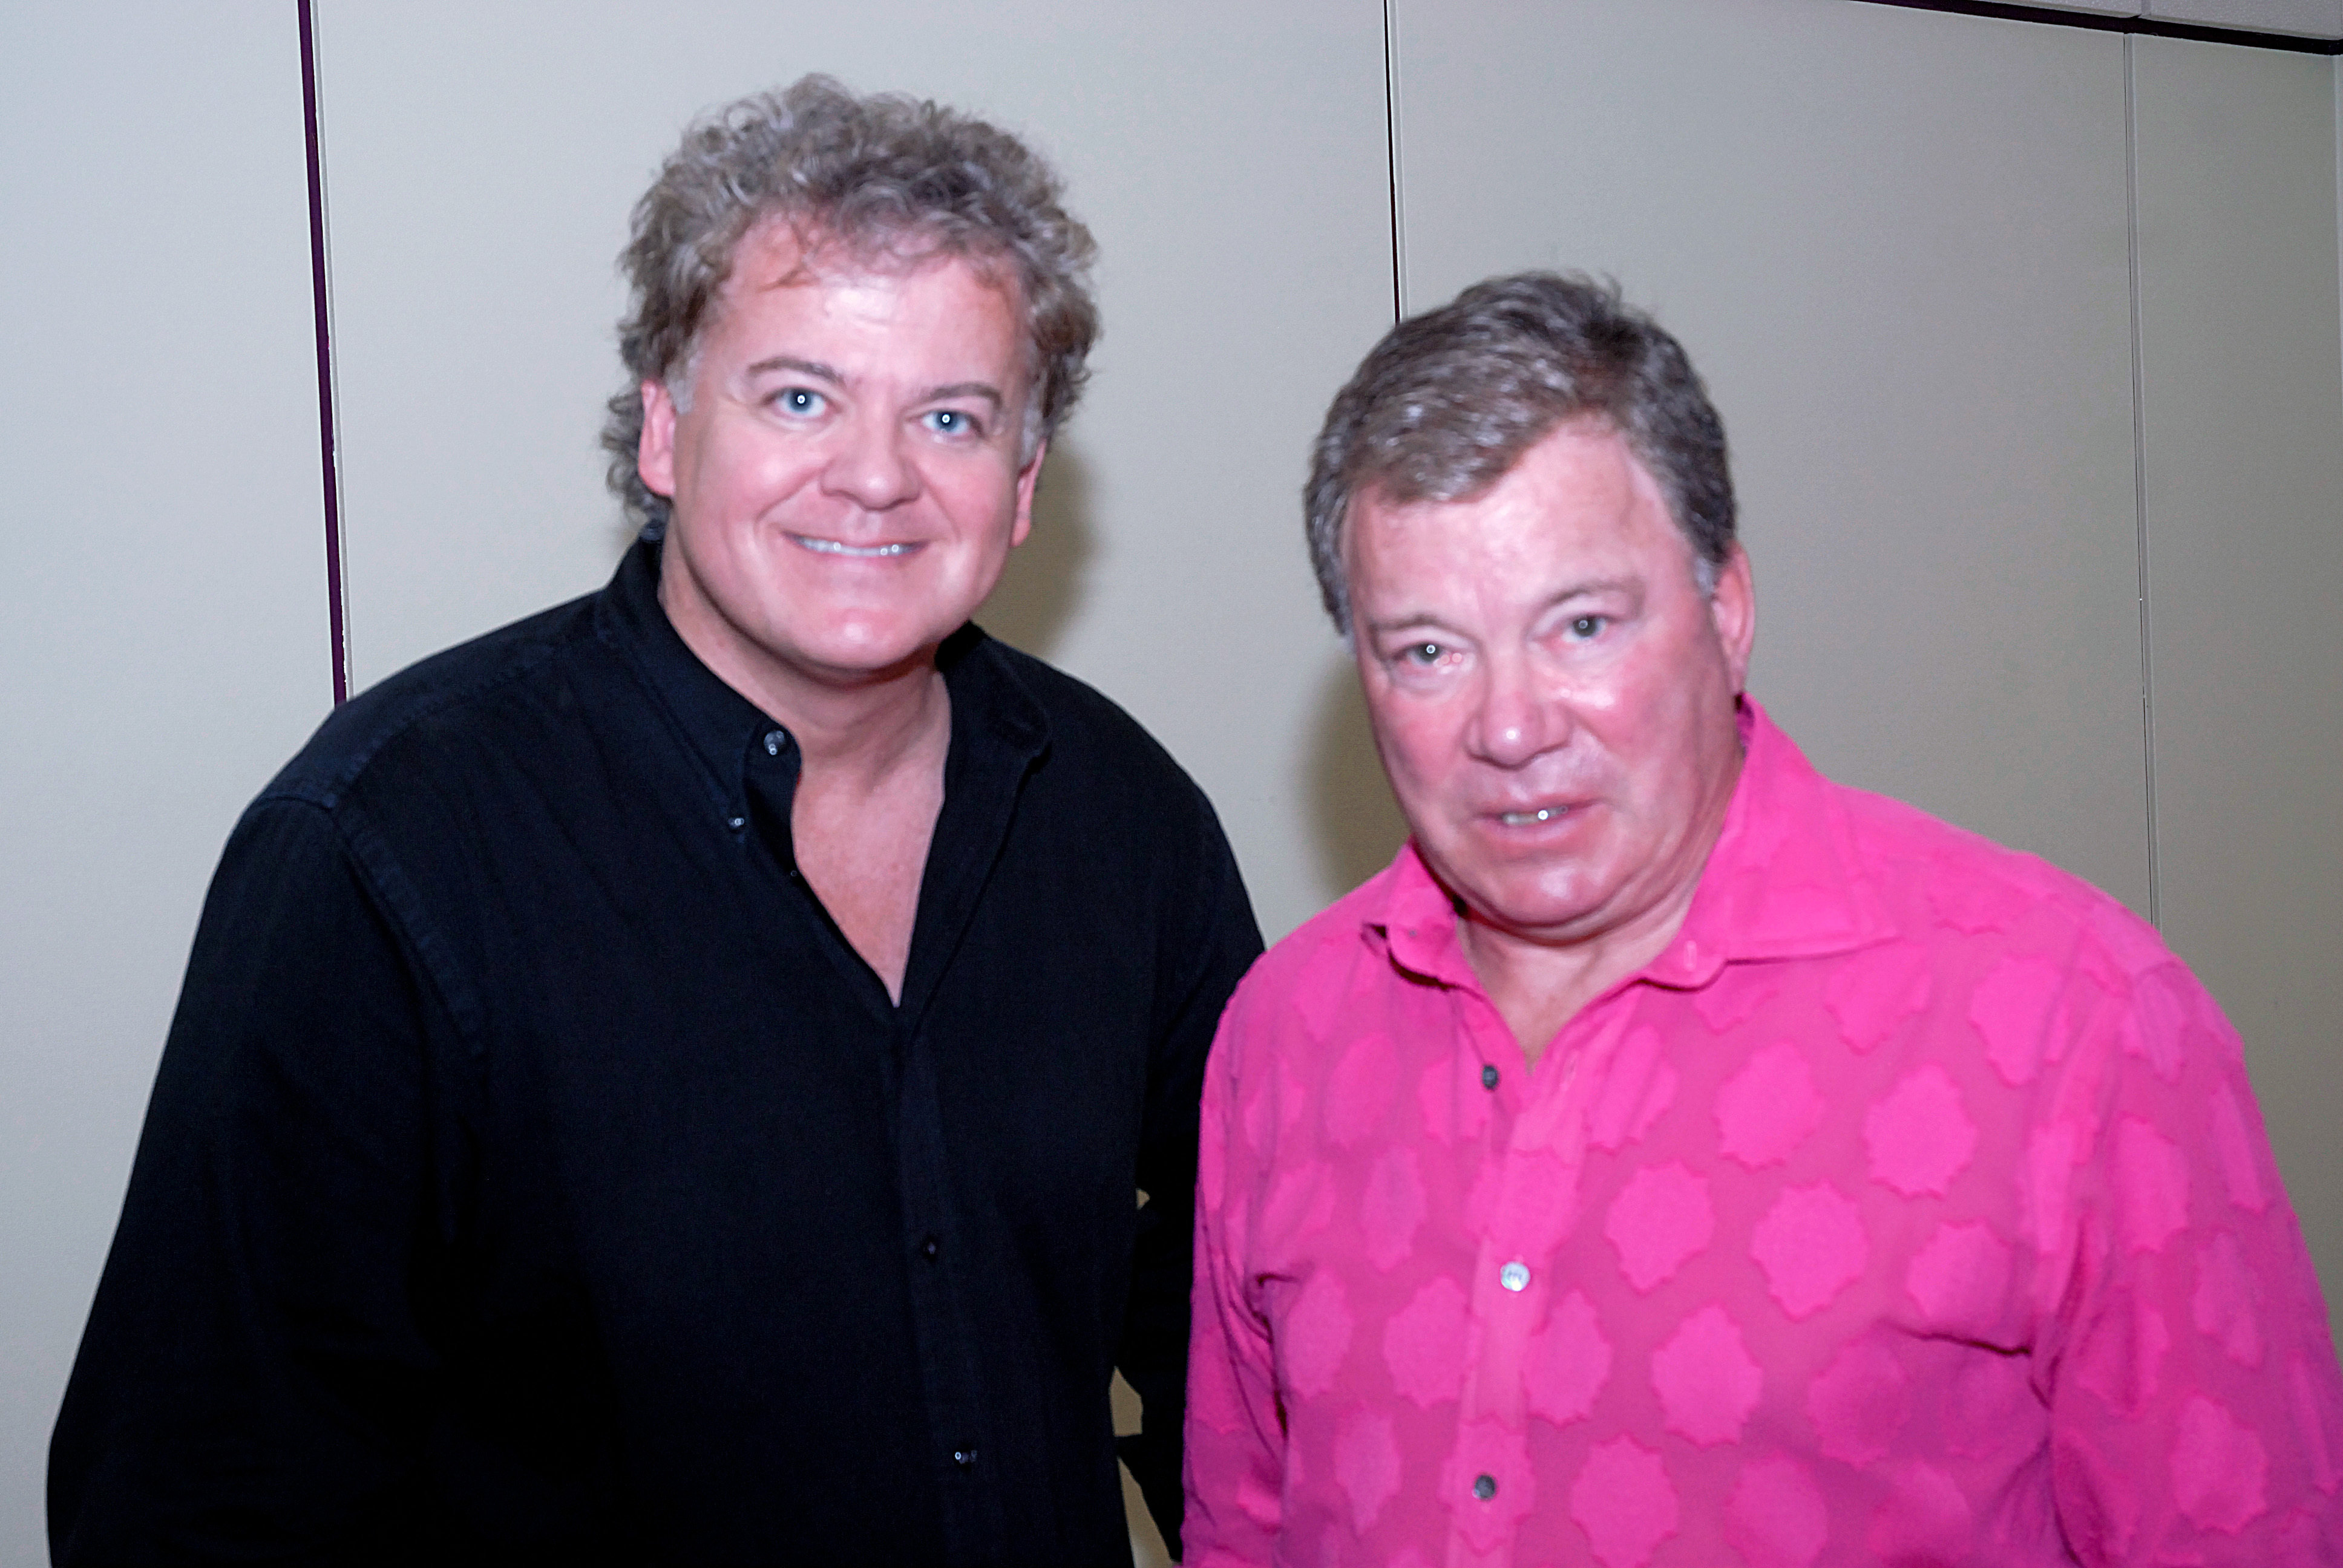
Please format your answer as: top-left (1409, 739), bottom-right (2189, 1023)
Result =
top-left (763, 730), bottom-right (786, 757)
top-left (1481, 1063), bottom-right (1499, 1090)
top-left (727, 815), bottom-right (746, 831)
top-left (920, 1235), bottom-right (940, 1261)
top-left (1472, 1472), bottom-right (1497, 1500)
top-left (952, 1448), bottom-right (977, 1468)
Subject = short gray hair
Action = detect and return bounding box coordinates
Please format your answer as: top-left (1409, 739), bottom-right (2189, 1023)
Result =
top-left (1304, 272), bottom-right (1734, 635)
top-left (601, 75), bottom-right (1100, 534)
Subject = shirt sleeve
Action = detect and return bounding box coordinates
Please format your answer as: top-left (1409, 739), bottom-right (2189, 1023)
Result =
top-left (48, 797), bottom-right (465, 1564)
top-left (1120, 802), bottom-right (1264, 1561)
top-left (1182, 979), bottom-right (1291, 1568)
top-left (2041, 955), bottom-right (2343, 1564)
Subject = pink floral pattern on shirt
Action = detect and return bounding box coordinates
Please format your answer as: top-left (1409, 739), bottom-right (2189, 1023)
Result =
top-left (1186, 700), bottom-right (2343, 1567)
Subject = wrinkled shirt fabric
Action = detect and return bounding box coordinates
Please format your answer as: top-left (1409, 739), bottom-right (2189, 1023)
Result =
top-left (1187, 699), bottom-right (2343, 1567)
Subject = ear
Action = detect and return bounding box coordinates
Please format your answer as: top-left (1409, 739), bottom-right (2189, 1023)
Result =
top-left (1008, 436), bottom-right (1047, 550)
top-left (1708, 543), bottom-right (1757, 692)
top-left (637, 380), bottom-right (680, 499)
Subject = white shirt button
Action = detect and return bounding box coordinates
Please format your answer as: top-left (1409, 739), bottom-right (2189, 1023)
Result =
top-left (1499, 1261), bottom-right (1530, 1293)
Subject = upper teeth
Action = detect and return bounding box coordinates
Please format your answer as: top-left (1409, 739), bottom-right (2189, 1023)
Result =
top-left (1501, 808), bottom-right (1562, 825)
top-left (798, 537), bottom-right (909, 557)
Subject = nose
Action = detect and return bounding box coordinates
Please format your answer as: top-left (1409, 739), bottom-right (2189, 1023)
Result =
top-left (822, 414), bottom-right (921, 511)
top-left (1467, 652), bottom-right (1569, 769)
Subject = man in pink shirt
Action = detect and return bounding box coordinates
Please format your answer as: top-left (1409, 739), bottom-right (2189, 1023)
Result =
top-left (1184, 272), bottom-right (2343, 1566)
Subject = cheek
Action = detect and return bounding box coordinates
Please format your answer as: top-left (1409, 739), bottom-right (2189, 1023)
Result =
top-left (934, 460), bottom-right (1027, 529)
top-left (1575, 649), bottom-right (1691, 739)
top-left (1566, 665), bottom-right (1636, 716)
top-left (1604, 690), bottom-right (1718, 805)
top-left (1366, 699), bottom-right (1459, 791)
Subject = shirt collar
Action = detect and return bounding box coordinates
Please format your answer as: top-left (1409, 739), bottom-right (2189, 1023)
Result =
top-left (1647, 696), bottom-right (1895, 985)
top-left (597, 539), bottom-right (773, 812)
top-left (1362, 695), bottom-right (1893, 991)
top-left (592, 538), bottom-right (1051, 823)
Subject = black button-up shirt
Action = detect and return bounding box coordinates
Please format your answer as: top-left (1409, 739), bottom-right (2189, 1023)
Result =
top-left (51, 542), bottom-right (1262, 1566)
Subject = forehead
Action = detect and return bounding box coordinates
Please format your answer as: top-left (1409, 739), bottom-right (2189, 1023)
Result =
top-left (1348, 421), bottom-right (1682, 591)
top-left (713, 218), bottom-right (1024, 337)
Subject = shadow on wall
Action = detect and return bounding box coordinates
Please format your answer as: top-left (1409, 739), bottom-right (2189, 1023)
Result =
top-left (1306, 647), bottom-right (1409, 904)
top-left (992, 435), bottom-right (1407, 918)
top-left (981, 440), bottom-right (1095, 660)
top-left (608, 500), bottom-right (647, 561)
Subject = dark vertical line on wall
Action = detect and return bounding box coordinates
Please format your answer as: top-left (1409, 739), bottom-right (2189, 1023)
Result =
top-left (2124, 37), bottom-right (2160, 928)
top-left (1383, 0), bottom-right (1405, 322)
top-left (298, 0), bottom-right (350, 706)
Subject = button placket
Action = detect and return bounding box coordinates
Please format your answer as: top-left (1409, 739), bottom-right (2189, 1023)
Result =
top-left (1455, 994), bottom-right (1624, 1460)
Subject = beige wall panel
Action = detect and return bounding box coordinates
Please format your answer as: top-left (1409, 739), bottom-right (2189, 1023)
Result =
top-left (1392, 0), bottom-right (2151, 916)
top-left (2146, 0), bottom-right (2343, 39)
top-left (313, 1), bottom-right (1395, 951)
top-left (2132, 36), bottom-right (2343, 1336)
top-left (0, 5), bottom-right (330, 1559)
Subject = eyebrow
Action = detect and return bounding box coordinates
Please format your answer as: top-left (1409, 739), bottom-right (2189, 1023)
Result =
top-left (742, 358), bottom-right (1004, 410)
top-left (922, 381), bottom-right (1004, 410)
top-left (1544, 575), bottom-right (1639, 606)
top-left (1360, 576), bottom-right (1641, 638)
top-left (744, 355), bottom-right (842, 385)
top-left (1360, 610), bottom-right (1458, 639)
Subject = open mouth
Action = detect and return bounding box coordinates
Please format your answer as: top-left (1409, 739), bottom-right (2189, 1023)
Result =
top-left (1496, 806), bottom-right (1572, 826)
top-left (793, 535), bottom-right (912, 558)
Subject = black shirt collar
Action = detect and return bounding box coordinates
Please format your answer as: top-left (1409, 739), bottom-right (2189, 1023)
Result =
top-left (591, 538), bottom-right (1052, 823)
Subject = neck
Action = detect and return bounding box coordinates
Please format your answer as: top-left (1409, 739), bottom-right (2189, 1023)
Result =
top-left (1461, 739), bottom-right (1745, 1067)
top-left (753, 655), bottom-right (951, 784)
top-left (1459, 878), bottom-right (1702, 1069)
top-left (657, 578), bottom-right (955, 788)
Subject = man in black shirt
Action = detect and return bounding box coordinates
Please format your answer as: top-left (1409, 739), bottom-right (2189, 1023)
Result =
top-left (50, 76), bottom-right (1260, 1566)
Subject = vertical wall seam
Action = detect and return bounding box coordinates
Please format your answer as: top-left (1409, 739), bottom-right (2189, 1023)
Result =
top-left (1383, 0), bottom-right (1406, 322)
top-left (2125, 36), bottom-right (2160, 927)
top-left (298, 0), bottom-right (350, 706)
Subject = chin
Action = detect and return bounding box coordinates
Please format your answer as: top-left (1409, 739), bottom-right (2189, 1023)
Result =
top-left (1479, 903), bottom-right (1598, 939)
top-left (1459, 869), bottom-right (1614, 934)
top-left (802, 616), bottom-right (940, 666)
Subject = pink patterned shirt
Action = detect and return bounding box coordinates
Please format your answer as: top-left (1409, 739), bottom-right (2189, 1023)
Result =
top-left (1186, 700), bottom-right (2343, 1567)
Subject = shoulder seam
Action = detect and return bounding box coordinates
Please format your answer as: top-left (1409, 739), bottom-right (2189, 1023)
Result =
top-left (260, 610), bottom-right (586, 809)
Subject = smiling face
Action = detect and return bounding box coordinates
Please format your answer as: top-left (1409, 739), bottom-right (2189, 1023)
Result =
top-left (637, 220), bottom-right (1040, 706)
top-left (1346, 419), bottom-right (1755, 956)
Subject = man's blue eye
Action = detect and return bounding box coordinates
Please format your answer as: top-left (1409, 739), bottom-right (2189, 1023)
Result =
top-left (779, 388), bottom-right (823, 414)
top-left (1404, 642), bottom-right (1444, 665)
top-left (1569, 615), bottom-right (1606, 639)
top-left (927, 410), bottom-right (973, 435)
